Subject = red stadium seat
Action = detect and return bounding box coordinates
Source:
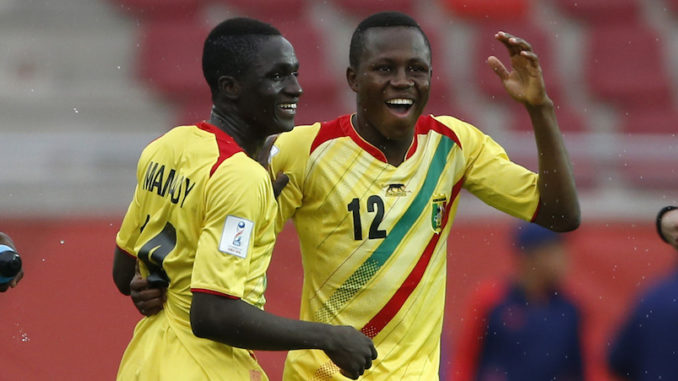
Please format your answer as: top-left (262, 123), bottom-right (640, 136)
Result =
top-left (441, 0), bottom-right (530, 21)
top-left (332, 0), bottom-right (415, 17)
top-left (553, 0), bottom-right (640, 24)
top-left (508, 139), bottom-right (598, 189)
top-left (276, 22), bottom-right (347, 125)
top-left (619, 105), bottom-right (678, 135)
top-left (586, 24), bottom-right (673, 109)
top-left (136, 19), bottom-right (211, 101)
top-left (473, 22), bottom-right (564, 103)
top-left (214, 0), bottom-right (309, 23)
top-left (616, 105), bottom-right (678, 189)
top-left (508, 101), bottom-right (587, 133)
top-left (110, 0), bottom-right (203, 21)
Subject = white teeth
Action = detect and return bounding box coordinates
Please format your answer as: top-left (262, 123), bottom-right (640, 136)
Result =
top-left (279, 103), bottom-right (297, 110)
top-left (386, 99), bottom-right (413, 105)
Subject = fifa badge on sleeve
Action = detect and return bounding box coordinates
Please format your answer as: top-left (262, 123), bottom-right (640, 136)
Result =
top-left (431, 194), bottom-right (447, 234)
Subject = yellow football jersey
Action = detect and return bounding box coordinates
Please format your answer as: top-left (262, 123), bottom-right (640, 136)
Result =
top-left (270, 114), bottom-right (540, 380)
top-left (116, 122), bottom-right (275, 381)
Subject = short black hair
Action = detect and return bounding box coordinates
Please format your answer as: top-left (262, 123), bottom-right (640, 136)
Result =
top-left (202, 17), bottom-right (281, 97)
top-left (656, 205), bottom-right (678, 243)
top-left (349, 11), bottom-right (431, 68)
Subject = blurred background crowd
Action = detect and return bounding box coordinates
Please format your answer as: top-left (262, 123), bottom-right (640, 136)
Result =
top-left (0, 0), bottom-right (677, 379)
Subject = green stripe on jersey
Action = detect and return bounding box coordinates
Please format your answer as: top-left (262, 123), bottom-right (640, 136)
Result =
top-left (314, 136), bottom-right (454, 323)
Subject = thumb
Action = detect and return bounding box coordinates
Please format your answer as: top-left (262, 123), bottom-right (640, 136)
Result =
top-left (487, 56), bottom-right (509, 81)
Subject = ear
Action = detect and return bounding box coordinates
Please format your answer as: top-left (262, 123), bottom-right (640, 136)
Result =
top-left (217, 75), bottom-right (241, 101)
top-left (346, 66), bottom-right (359, 93)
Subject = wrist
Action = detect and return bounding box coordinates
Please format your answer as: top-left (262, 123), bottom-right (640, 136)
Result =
top-left (525, 97), bottom-right (554, 111)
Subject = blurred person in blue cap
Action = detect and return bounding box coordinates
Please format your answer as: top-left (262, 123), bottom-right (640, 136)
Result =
top-left (607, 206), bottom-right (678, 380)
top-left (451, 221), bottom-right (585, 381)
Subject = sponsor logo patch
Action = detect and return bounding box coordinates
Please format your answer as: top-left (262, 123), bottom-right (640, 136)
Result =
top-left (219, 216), bottom-right (253, 258)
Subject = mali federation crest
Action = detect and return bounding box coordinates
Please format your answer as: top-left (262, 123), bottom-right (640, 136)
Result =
top-left (431, 194), bottom-right (447, 233)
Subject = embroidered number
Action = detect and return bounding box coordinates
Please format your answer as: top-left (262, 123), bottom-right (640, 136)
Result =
top-left (138, 221), bottom-right (177, 288)
top-left (347, 196), bottom-right (387, 240)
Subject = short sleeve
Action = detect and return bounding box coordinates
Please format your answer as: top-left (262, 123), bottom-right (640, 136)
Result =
top-left (191, 154), bottom-right (276, 299)
top-left (448, 118), bottom-right (540, 221)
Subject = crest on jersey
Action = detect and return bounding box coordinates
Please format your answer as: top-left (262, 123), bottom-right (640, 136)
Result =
top-left (431, 194), bottom-right (447, 234)
top-left (385, 183), bottom-right (408, 197)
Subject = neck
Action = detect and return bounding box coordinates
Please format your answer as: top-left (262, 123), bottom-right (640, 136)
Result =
top-left (209, 106), bottom-right (263, 158)
top-left (352, 114), bottom-right (413, 166)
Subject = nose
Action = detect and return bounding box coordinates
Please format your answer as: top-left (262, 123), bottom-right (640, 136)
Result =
top-left (285, 75), bottom-right (303, 98)
top-left (390, 67), bottom-right (413, 88)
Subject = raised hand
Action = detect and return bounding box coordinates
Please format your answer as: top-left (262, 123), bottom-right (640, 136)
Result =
top-left (487, 31), bottom-right (551, 107)
top-left (323, 325), bottom-right (378, 379)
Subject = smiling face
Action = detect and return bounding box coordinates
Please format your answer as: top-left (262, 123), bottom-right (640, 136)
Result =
top-left (347, 26), bottom-right (431, 141)
top-left (237, 35), bottom-right (302, 136)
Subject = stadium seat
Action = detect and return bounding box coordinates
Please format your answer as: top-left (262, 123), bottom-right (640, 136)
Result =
top-left (553, 0), bottom-right (640, 24)
top-left (473, 22), bottom-right (564, 103)
top-left (586, 24), bottom-right (673, 109)
top-left (508, 101), bottom-right (587, 133)
top-left (507, 139), bottom-right (598, 189)
top-left (440, 0), bottom-right (530, 21)
top-left (214, 0), bottom-right (309, 24)
top-left (110, 0), bottom-right (203, 21)
top-left (276, 22), bottom-right (348, 125)
top-left (331, 0), bottom-right (415, 17)
top-left (136, 19), bottom-right (211, 102)
top-left (618, 105), bottom-right (678, 135)
top-left (420, 24), bottom-right (457, 117)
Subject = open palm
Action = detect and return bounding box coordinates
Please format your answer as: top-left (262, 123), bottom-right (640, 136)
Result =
top-left (487, 31), bottom-right (550, 106)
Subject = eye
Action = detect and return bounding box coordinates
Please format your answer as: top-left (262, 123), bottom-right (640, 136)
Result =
top-left (375, 65), bottom-right (391, 73)
top-left (270, 72), bottom-right (283, 81)
top-left (408, 65), bottom-right (427, 73)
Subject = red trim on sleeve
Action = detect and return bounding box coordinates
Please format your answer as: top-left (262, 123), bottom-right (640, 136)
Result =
top-left (116, 245), bottom-right (136, 259)
top-left (191, 288), bottom-right (241, 299)
top-left (196, 122), bottom-right (244, 177)
top-left (449, 282), bottom-right (507, 381)
top-left (360, 177), bottom-right (465, 339)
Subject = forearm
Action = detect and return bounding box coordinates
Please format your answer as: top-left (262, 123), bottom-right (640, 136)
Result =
top-left (191, 293), bottom-right (333, 351)
top-left (527, 101), bottom-right (580, 231)
top-left (112, 247), bottom-right (136, 295)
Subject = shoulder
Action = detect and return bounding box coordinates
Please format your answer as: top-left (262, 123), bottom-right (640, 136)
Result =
top-left (425, 115), bottom-right (489, 148)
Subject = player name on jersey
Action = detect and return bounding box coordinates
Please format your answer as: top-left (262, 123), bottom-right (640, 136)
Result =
top-left (143, 161), bottom-right (196, 207)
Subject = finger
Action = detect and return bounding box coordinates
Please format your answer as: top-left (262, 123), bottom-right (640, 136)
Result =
top-left (134, 260), bottom-right (140, 275)
top-left (370, 344), bottom-right (378, 360)
top-left (272, 172), bottom-right (289, 199)
top-left (519, 50), bottom-right (540, 65)
top-left (0, 283), bottom-right (8, 292)
top-left (340, 369), bottom-right (358, 380)
top-left (365, 357), bottom-right (372, 370)
top-left (487, 56), bottom-right (509, 81)
top-left (495, 32), bottom-right (532, 57)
